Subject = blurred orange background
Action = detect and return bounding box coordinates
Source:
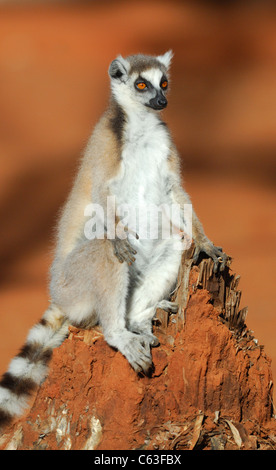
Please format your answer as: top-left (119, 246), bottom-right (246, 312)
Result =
top-left (0, 0), bottom-right (275, 398)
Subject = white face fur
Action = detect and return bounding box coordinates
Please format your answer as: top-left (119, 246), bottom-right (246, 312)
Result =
top-left (108, 51), bottom-right (173, 113)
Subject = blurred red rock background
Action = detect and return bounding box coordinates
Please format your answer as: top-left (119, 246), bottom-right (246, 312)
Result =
top-left (0, 0), bottom-right (275, 399)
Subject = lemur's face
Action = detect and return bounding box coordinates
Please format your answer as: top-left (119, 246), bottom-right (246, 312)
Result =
top-left (109, 52), bottom-right (172, 113)
top-left (132, 69), bottom-right (168, 110)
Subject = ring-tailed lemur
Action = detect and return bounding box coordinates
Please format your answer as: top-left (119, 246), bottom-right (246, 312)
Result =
top-left (0, 51), bottom-right (227, 429)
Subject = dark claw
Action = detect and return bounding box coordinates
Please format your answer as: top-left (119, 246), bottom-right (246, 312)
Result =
top-left (124, 226), bottom-right (139, 240)
top-left (138, 363), bottom-right (152, 377)
top-left (213, 250), bottom-right (227, 273)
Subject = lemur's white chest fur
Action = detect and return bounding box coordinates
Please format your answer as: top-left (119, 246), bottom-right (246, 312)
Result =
top-left (112, 110), bottom-right (171, 210)
top-left (110, 110), bottom-right (174, 268)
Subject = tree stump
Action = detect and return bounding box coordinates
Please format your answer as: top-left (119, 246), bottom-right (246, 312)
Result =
top-left (0, 245), bottom-right (275, 450)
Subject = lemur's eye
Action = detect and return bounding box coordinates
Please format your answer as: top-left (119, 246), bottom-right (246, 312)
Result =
top-left (136, 82), bottom-right (147, 90)
top-left (161, 80), bottom-right (168, 89)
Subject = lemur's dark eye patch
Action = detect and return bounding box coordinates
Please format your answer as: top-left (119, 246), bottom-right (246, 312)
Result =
top-left (135, 77), bottom-right (152, 92)
top-left (160, 77), bottom-right (168, 89)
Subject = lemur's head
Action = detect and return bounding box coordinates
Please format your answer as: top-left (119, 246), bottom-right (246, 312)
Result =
top-left (108, 51), bottom-right (173, 112)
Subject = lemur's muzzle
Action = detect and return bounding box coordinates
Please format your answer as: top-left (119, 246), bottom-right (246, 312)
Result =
top-left (146, 92), bottom-right (167, 110)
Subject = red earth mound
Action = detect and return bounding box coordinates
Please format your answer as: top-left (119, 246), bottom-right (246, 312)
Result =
top-left (1, 251), bottom-right (275, 450)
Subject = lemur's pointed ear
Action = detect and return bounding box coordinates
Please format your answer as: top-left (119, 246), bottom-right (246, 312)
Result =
top-left (109, 55), bottom-right (130, 83)
top-left (157, 50), bottom-right (173, 69)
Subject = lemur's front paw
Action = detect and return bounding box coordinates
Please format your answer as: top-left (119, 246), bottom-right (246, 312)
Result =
top-left (193, 240), bottom-right (228, 273)
top-left (110, 237), bottom-right (137, 265)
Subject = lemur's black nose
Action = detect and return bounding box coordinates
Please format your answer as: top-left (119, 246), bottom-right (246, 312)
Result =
top-left (146, 93), bottom-right (168, 110)
top-left (157, 97), bottom-right (167, 108)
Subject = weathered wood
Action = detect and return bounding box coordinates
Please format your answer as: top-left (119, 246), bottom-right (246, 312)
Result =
top-left (158, 244), bottom-right (247, 337)
top-left (173, 243), bottom-right (195, 330)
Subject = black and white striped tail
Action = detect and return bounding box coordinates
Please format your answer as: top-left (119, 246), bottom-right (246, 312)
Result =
top-left (0, 305), bottom-right (69, 429)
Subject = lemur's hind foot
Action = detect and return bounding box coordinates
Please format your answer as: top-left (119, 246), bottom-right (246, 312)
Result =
top-left (106, 329), bottom-right (153, 375)
top-left (128, 321), bottom-right (159, 348)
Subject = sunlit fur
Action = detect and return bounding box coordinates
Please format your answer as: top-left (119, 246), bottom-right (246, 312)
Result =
top-left (0, 51), bottom-right (226, 430)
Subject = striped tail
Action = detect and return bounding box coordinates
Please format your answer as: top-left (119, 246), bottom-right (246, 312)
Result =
top-left (0, 305), bottom-right (69, 429)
